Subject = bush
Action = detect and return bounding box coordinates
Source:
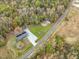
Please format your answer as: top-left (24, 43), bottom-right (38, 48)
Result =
top-left (0, 40), bottom-right (6, 47)
top-left (45, 42), bottom-right (54, 54)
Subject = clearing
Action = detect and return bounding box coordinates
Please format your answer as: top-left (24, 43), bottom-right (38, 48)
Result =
top-left (57, 7), bottom-right (79, 45)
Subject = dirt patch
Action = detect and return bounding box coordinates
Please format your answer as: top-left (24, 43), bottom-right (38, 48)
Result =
top-left (0, 47), bottom-right (16, 59)
top-left (57, 7), bottom-right (79, 44)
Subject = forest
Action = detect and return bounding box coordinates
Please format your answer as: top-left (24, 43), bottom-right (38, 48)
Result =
top-left (0, 0), bottom-right (70, 39)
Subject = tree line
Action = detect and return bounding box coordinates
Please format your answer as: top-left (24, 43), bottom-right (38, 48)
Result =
top-left (0, 0), bottom-right (70, 38)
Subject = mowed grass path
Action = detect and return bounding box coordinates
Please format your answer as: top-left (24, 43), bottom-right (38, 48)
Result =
top-left (29, 24), bottom-right (52, 40)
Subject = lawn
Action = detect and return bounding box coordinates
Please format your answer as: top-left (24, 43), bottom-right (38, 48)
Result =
top-left (5, 24), bottom-right (52, 57)
top-left (29, 24), bottom-right (52, 41)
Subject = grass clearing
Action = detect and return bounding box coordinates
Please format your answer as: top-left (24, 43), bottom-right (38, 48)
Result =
top-left (29, 24), bottom-right (52, 40)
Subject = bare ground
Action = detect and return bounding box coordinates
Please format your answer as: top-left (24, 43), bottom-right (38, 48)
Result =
top-left (57, 7), bottom-right (79, 44)
top-left (0, 47), bottom-right (16, 59)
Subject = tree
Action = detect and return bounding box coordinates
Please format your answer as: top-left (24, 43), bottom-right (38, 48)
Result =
top-left (35, 0), bottom-right (42, 7)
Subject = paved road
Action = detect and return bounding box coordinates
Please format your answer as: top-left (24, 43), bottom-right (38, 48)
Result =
top-left (20, 2), bottom-right (72, 59)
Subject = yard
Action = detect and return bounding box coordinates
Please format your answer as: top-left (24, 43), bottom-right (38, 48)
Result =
top-left (15, 42), bottom-right (33, 57)
top-left (29, 24), bottom-right (52, 41)
top-left (2, 23), bottom-right (52, 57)
top-left (6, 34), bottom-right (33, 57)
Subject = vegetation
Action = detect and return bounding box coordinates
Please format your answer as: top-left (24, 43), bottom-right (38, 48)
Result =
top-left (31, 7), bottom-right (79, 59)
top-left (29, 24), bottom-right (51, 40)
top-left (0, 40), bottom-right (6, 47)
top-left (0, 0), bottom-right (70, 39)
top-left (31, 35), bottom-right (79, 59)
top-left (0, 0), bottom-right (71, 59)
top-left (31, 35), bottom-right (64, 59)
top-left (17, 44), bottom-right (33, 56)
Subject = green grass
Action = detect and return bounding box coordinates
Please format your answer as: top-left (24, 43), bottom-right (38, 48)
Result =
top-left (17, 44), bottom-right (33, 56)
top-left (5, 24), bottom-right (52, 56)
top-left (29, 24), bottom-right (52, 40)
top-left (0, 41), bottom-right (6, 47)
top-left (24, 44), bottom-right (33, 52)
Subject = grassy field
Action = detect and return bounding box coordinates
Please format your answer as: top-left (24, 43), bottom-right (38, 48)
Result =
top-left (29, 24), bottom-right (52, 40)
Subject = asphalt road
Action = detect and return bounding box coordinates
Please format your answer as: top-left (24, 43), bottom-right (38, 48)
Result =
top-left (20, 2), bottom-right (72, 59)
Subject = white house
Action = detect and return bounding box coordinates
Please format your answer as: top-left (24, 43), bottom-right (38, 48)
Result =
top-left (24, 29), bottom-right (38, 46)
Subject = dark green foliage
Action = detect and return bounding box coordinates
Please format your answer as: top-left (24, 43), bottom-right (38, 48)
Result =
top-left (55, 35), bottom-right (64, 46)
top-left (0, 0), bottom-right (70, 38)
top-left (45, 42), bottom-right (54, 54)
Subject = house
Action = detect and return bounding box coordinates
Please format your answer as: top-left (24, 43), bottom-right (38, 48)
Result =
top-left (16, 28), bottom-right (38, 46)
top-left (24, 29), bottom-right (38, 46)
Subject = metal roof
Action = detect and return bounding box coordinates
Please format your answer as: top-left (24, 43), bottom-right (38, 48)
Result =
top-left (16, 31), bottom-right (28, 41)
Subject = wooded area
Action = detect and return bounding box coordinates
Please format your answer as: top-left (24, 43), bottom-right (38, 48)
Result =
top-left (0, 0), bottom-right (70, 39)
